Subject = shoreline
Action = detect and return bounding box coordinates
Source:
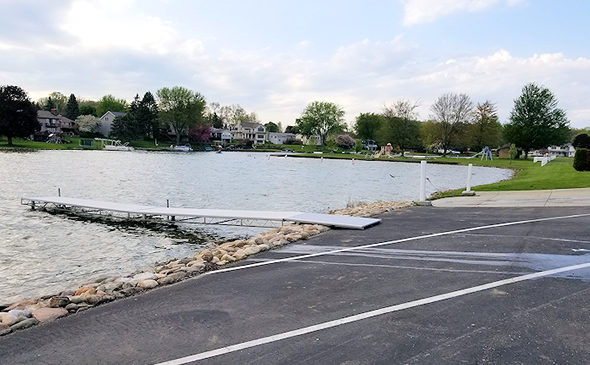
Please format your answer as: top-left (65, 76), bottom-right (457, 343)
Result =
top-left (0, 200), bottom-right (411, 336)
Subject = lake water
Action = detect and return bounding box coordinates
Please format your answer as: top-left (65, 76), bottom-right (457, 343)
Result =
top-left (0, 150), bottom-right (512, 304)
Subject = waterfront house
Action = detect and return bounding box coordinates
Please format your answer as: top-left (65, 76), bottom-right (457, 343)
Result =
top-left (35, 109), bottom-right (77, 140)
top-left (99, 111), bottom-right (127, 137)
top-left (268, 132), bottom-right (297, 145)
top-left (211, 128), bottom-right (232, 144)
top-left (229, 121), bottom-right (266, 145)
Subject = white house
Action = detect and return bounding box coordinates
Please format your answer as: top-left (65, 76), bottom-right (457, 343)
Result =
top-left (268, 132), bottom-right (296, 145)
top-left (229, 121), bottom-right (266, 144)
top-left (211, 128), bottom-right (232, 143)
top-left (99, 111), bottom-right (127, 136)
top-left (548, 143), bottom-right (576, 157)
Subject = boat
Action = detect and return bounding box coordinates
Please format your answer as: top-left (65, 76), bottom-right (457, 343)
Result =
top-left (170, 145), bottom-right (193, 152)
top-left (94, 138), bottom-right (134, 151)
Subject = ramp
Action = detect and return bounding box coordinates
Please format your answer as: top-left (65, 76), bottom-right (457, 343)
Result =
top-left (21, 197), bottom-right (381, 230)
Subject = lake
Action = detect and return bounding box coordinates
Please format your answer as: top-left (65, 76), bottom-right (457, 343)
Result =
top-left (0, 150), bottom-right (512, 304)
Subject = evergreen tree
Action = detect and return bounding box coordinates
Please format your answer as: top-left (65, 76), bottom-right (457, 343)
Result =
top-left (64, 94), bottom-right (80, 120)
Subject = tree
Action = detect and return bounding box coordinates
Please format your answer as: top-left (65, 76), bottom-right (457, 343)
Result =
top-left (469, 101), bottom-right (501, 151)
top-left (296, 101), bottom-right (346, 147)
top-left (573, 133), bottom-right (590, 149)
top-left (380, 100), bottom-right (421, 156)
top-left (0, 85), bottom-right (39, 145)
top-left (79, 105), bottom-right (97, 117)
top-left (75, 115), bottom-right (101, 134)
top-left (38, 92), bottom-right (67, 113)
top-left (157, 86), bottom-right (207, 145)
top-left (64, 94), bottom-right (80, 121)
top-left (110, 95), bottom-right (142, 141)
top-left (265, 122), bottom-right (280, 133)
top-left (335, 134), bottom-right (356, 149)
top-left (430, 93), bottom-right (473, 156)
top-left (354, 113), bottom-right (383, 142)
top-left (504, 83), bottom-right (570, 159)
top-left (189, 124), bottom-right (212, 142)
top-left (137, 91), bottom-right (159, 139)
top-left (97, 94), bottom-right (128, 117)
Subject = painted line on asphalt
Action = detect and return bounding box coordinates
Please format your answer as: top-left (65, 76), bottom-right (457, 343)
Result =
top-left (203, 212), bottom-right (590, 276)
top-left (153, 261), bottom-right (590, 365)
top-left (247, 258), bottom-right (529, 276)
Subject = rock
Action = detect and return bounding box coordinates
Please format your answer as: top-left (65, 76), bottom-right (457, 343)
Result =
top-left (8, 309), bottom-right (31, 318)
top-left (137, 279), bottom-right (159, 289)
top-left (0, 313), bottom-right (19, 326)
top-left (10, 318), bottom-right (39, 331)
top-left (120, 287), bottom-right (140, 297)
top-left (69, 295), bottom-right (86, 304)
top-left (75, 287), bottom-right (96, 296)
top-left (257, 244), bottom-right (270, 252)
top-left (60, 289), bottom-right (76, 297)
top-left (132, 272), bottom-right (157, 282)
top-left (49, 296), bottom-right (70, 308)
top-left (5, 299), bottom-right (37, 311)
top-left (187, 259), bottom-right (205, 268)
top-left (84, 295), bottom-right (102, 305)
top-left (0, 324), bottom-right (11, 336)
top-left (233, 249), bottom-right (247, 260)
top-left (65, 303), bottom-right (79, 313)
top-left (220, 254), bottom-right (236, 262)
top-left (177, 257), bottom-right (192, 265)
top-left (234, 240), bottom-right (247, 248)
top-left (243, 246), bottom-right (261, 255)
top-left (32, 307), bottom-right (68, 323)
top-left (201, 250), bottom-right (213, 262)
top-left (157, 272), bottom-right (186, 285)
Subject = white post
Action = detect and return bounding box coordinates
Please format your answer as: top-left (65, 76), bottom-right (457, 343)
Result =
top-left (466, 163), bottom-right (472, 192)
top-left (419, 160), bottom-right (426, 202)
top-left (462, 163), bottom-right (475, 195)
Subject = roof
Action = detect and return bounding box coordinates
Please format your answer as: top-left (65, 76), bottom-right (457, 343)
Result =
top-left (240, 121), bottom-right (263, 129)
top-left (37, 110), bottom-right (59, 119)
top-left (100, 111), bottom-right (127, 118)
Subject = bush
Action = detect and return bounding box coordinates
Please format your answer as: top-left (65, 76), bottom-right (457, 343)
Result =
top-left (573, 148), bottom-right (589, 171)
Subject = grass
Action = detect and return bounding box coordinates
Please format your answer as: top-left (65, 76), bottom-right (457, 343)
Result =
top-left (425, 157), bottom-right (590, 199)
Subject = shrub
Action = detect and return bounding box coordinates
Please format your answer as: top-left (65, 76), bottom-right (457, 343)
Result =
top-left (335, 134), bottom-right (356, 149)
top-left (573, 148), bottom-right (589, 171)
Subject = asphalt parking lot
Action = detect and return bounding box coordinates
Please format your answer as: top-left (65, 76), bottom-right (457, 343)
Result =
top-left (1, 205), bottom-right (590, 364)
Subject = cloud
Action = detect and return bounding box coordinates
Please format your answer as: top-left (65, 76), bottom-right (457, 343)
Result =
top-left (402, 0), bottom-right (526, 26)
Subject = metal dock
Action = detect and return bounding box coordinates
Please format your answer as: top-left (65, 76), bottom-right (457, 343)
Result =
top-left (21, 196), bottom-right (381, 230)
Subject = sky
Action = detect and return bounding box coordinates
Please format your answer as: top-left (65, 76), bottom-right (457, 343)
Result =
top-left (1, 0), bottom-right (589, 129)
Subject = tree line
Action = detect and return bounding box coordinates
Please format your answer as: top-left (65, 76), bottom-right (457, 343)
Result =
top-left (297, 83), bottom-right (575, 158)
top-left (0, 82), bottom-right (584, 157)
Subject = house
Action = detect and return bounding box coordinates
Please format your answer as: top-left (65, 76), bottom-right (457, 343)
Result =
top-left (268, 132), bottom-right (297, 145)
top-left (211, 128), bottom-right (232, 144)
top-left (99, 111), bottom-right (126, 137)
top-left (36, 109), bottom-right (77, 139)
top-left (547, 143), bottom-right (575, 157)
top-left (229, 121), bottom-right (266, 144)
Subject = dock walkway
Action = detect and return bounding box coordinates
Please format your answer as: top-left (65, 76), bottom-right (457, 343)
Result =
top-left (21, 196), bottom-right (381, 229)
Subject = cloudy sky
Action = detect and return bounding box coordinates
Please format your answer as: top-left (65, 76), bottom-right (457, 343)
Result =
top-left (1, 0), bottom-right (589, 128)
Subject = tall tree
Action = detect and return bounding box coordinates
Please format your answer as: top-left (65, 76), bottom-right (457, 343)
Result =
top-left (504, 83), bottom-right (570, 159)
top-left (296, 101), bottom-right (346, 147)
top-left (573, 133), bottom-right (590, 149)
top-left (380, 100), bottom-right (421, 156)
top-left (79, 105), bottom-right (97, 117)
top-left (64, 94), bottom-right (80, 121)
top-left (354, 113), bottom-right (383, 142)
top-left (0, 85), bottom-right (39, 145)
top-left (138, 91), bottom-right (159, 139)
top-left (97, 94), bottom-right (128, 117)
top-left (430, 93), bottom-right (473, 156)
top-left (157, 86), bottom-right (207, 145)
top-left (110, 95), bottom-right (142, 141)
top-left (469, 101), bottom-right (501, 151)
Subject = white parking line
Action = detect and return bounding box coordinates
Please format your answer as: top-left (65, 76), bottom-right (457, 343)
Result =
top-left (205, 213), bottom-right (590, 276)
top-left (154, 261), bottom-right (590, 365)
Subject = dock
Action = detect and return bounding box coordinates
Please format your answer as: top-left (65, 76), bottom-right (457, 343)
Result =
top-left (20, 196), bottom-right (381, 230)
